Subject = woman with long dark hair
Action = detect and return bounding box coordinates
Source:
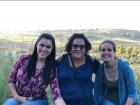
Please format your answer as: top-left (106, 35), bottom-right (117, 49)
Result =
top-left (3, 33), bottom-right (63, 105)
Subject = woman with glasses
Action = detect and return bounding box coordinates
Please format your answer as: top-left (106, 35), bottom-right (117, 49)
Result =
top-left (93, 40), bottom-right (139, 105)
top-left (55, 33), bottom-right (100, 105)
top-left (3, 33), bottom-right (64, 105)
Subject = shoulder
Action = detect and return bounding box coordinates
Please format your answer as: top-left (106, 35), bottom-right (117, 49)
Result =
top-left (19, 54), bottom-right (31, 61)
top-left (87, 54), bottom-right (100, 65)
top-left (56, 53), bottom-right (68, 63)
top-left (56, 55), bottom-right (63, 62)
top-left (97, 63), bottom-right (104, 72)
top-left (16, 54), bottom-right (31, 65)
top-left (118, 59), bottom-right (133, 73)
top-left (86, 54), bottom-right (98, 62)
top-left (118, 59), bottom-right (130, 69)
top-left (12, 54), bottom-right (31, 69)
top-left (89, 55), bottom-right (95, 61)
top-left (85, 54), bottom-right (94, 61)
top-left (86, 54), bottom-right (101, 73)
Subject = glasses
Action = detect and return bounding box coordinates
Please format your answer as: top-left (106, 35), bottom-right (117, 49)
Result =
top-left (72, 44), bottom-right (85, 50)
top-left (40, 44), bottom-right (52, 49)
top-left (101, 48), bottom-right (112, 52)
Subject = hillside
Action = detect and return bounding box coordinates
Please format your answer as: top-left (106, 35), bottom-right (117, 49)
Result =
top-left (0, 28), bottom-right (140, 48)
top-left (35, 28), bottom-right (140, 42)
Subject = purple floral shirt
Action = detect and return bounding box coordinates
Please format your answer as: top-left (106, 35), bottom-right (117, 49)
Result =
top-left (8, 54), bottom-right (61, 100)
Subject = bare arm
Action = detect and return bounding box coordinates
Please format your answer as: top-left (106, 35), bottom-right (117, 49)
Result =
top-left (54, 98), bottom-right (66, 105)
top-left (50, 66), bottom-right (66, 105)
top-left (51, 54), bottom-right (66, 105)
top-left (8, 83), bottom-right (27, 103)
top-left (50, 70), bottom-right (66, 105)
top-left (8, 83), bottom-right (18, 98)
top-left (50, 76), bottom-right (66, 105)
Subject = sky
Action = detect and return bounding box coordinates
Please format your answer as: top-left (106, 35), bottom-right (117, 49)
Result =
top-left (0, 1), bottom-right (140, 32)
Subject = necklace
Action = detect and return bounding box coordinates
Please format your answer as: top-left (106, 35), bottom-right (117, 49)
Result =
top-left (36, 63), bottom-right (45, 70)
top-left (104, 61), bottom-right (118, 81)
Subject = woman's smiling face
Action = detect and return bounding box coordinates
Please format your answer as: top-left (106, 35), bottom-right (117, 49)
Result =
top-left (71, 38), bottom-right (86, 59)
top-left (100, 42), bottom-right (115, 62)
top-left (37, 38), bottom-right (53, 60)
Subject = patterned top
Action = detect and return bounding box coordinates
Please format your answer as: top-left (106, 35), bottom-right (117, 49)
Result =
top-left (8, 54), bottom-right (61, 100)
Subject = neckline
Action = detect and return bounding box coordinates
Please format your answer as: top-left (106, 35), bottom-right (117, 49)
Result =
top-left (67, 54), bottom-right (87, 69)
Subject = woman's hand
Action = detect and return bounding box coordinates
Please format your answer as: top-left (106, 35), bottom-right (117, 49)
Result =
top-left (8, 83), bottom-right (29, 103)
top-left (125, 97), bottom-right (133, 105)
top-left (55, 97), bottom-right (67, 105)
top-left (14, 95), bottom-right (28, 103)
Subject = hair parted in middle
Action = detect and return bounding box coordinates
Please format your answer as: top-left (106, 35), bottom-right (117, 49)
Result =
top-left (27, 33), bottom-right (56, 84)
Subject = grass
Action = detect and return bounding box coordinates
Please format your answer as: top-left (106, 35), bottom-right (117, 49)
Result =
top-left (0, 50), bottom-right (56, 105)
top-left (0, 53), bottom-right (14, 105)
top-left (0, 47), bottom-right (140, 104)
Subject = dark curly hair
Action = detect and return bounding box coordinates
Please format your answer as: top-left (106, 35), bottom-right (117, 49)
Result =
top-left (65, 33), bottom-right (92, 53)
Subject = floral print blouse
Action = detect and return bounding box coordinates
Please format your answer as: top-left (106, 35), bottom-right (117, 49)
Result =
top-left (8, 54), bottom-right (61, 101)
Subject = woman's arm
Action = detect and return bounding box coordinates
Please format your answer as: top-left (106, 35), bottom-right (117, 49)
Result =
top-left (51, 54), bottom-right (66, 105)
top-left (8, 55), bottom-right (29, 103)
top-left (90, 56), bottom-right (100, 74)
top-left (8, 83), bottom-right (27, 103)
top-left (50, 68), bottom-right (66, 105)
top-left (54, 98), bottom-right (66, 105)
top-left (123, 62), bottom-right (138, 105)
top-left (50, 77), bottom-right (66, 105)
